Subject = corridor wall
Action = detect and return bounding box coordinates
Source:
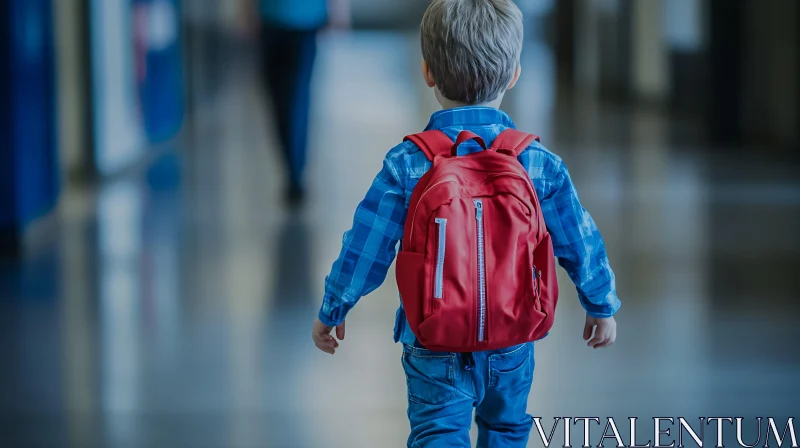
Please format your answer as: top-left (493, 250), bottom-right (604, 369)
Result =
top-left (0, 0), bottom-right (59, 256)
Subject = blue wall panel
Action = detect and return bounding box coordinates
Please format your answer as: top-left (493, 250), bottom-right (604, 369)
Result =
top-left (0, 0), bottom-right (59, 254)
top-left (1, 2), bottom-right (17, 236)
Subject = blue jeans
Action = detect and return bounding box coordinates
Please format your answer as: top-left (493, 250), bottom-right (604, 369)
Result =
top-left (401, 342), bottom-right (535, 447)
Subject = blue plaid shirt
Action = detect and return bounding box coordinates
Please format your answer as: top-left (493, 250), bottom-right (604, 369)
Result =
top-left (319, 107), bottom-right (621, 346)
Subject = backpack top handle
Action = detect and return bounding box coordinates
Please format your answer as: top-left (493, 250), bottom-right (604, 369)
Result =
top-left (450, 130), bottom-right (486, 157)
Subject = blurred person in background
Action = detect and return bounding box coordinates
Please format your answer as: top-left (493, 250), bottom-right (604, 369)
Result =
top-left (240, 0), bottom-right (350, 207)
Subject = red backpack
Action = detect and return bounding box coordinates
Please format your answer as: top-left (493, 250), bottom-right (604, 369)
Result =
top-left (395, 129), bottom-right (559, 352)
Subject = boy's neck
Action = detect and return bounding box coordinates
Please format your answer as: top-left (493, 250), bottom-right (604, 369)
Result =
top-left (436, 89), bottom-right (505, 111)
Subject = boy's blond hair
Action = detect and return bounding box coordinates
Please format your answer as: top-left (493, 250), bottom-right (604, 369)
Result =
top-left (421, 0), bottom-right (524, 105)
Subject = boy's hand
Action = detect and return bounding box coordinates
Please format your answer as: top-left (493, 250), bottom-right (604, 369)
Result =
top-left (583, 315), bottom-right (616, 349)
top-left (312, 319), bottom-right (346, 355)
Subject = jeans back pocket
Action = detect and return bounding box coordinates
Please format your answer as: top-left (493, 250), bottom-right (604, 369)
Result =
top-left (401, 346), bottom-right (458, 406)
top-left (488, 342), bottom-right (534, 392)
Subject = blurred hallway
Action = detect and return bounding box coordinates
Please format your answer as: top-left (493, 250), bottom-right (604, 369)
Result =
top-left (1, 29), bottom-right (799, 447)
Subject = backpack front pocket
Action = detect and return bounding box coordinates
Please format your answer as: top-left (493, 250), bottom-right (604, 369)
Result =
top-left (414, 199), bottom-right (478, 350)
top-left (480, 195), bottom-right (537, 347)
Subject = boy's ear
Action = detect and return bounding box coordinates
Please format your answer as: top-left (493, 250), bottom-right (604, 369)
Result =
top-left (422, 60), bottom-right (436, 88)
top-left (507, 65), bottom-right (522, 90)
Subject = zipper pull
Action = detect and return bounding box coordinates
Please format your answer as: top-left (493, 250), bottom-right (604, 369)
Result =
top-left (474, 199), bottom-right (483, 220)
top-left (533, 266), bottom-right (544, 298)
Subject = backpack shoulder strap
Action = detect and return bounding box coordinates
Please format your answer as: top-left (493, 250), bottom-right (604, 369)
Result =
top-left (490, 129), bottom-right (540, 156)
top-left (404, 131), bottom-right (454, 161)
top-left (492, 129), bottom-right (546, 240)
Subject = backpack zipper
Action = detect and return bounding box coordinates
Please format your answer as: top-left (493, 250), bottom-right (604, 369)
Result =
top-left (474, 199), bottom-right (486, 342)
top-left (434, 218), bottom-right (447, 299)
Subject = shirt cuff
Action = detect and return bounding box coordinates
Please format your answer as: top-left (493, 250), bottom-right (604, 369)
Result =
top-left (318, 308), bottom-right (341, 327)
top-left (586, 309), bottom-right (619, 319)
top-left (318, 290), bottom-right (352, 327)
top-left (580, 289), bottom-right (622, 318)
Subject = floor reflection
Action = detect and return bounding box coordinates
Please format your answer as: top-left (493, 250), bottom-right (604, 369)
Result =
top-left (271, 215), bottom-right (314, 310)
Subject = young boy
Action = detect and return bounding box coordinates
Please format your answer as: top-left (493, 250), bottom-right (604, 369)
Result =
top-left (312, 0), bottom-right (620, 446)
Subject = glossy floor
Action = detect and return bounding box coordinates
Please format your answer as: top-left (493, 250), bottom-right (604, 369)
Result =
top-left (1, 31), bottom-right (798, 448)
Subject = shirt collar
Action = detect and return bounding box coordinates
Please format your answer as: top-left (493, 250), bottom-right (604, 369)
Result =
top-left (425, 107), bottom-right (517, 131)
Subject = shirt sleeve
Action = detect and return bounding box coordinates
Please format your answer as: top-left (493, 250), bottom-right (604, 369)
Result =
top-left (318, 158), bottom-right (407, 326)
top-left (540, 162), bottom-right (621, 318)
